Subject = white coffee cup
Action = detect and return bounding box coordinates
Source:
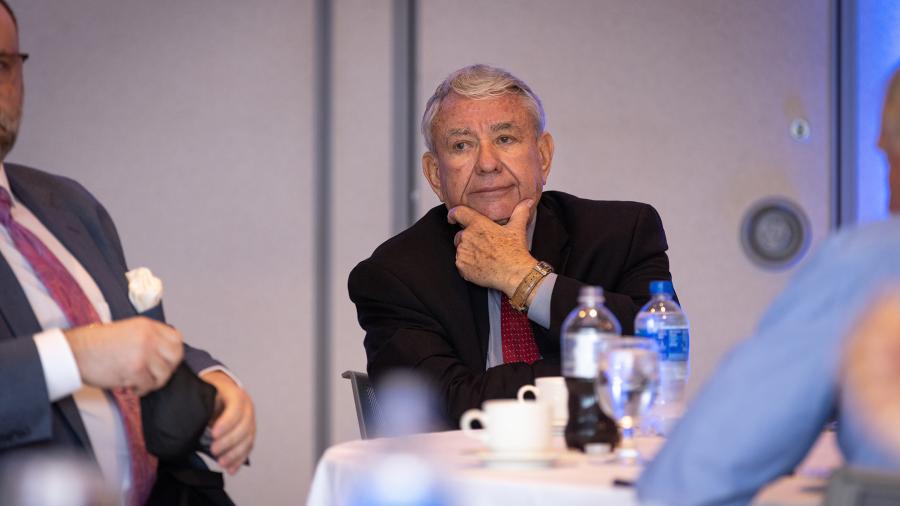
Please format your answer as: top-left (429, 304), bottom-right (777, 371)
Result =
top-left (517, 376), bottom-right (569, 427)
top-left (459, 399), bottom-right (552, 454)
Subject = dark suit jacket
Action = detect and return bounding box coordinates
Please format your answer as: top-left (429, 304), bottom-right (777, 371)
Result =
top-left (0, 163), bottom-right (219, 457)
top-left (349, 191), bottom-right (674, 426)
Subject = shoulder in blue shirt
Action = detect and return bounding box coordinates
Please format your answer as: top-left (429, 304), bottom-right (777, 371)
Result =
top-left (637, 218), bottom-right (900, 505)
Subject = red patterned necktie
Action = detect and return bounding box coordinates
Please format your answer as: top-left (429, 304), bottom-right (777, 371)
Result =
top-left (500, 294), bottom-right (541, 364)
top-left (0, 187), bottom-right (156, 506)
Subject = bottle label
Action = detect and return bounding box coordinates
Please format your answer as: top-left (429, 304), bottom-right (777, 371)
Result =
top-left (563, 330), bottom-right (618, 378)
top-left (637, 327), bottom-right (689, 361)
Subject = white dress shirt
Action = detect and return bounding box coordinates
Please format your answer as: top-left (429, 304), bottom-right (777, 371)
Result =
top-left (0, 165), bottom-right (131, 497)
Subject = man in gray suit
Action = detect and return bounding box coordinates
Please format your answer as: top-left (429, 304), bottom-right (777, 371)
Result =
top-left (0, 2), bottom-right (254, 503)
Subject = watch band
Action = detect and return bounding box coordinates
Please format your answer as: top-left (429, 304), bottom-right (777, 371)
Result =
top-left (509, 261), bottom-right (554, 312)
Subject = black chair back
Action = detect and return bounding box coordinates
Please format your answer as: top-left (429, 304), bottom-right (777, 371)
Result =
top-left (341, 370), bottom-right (382, 439)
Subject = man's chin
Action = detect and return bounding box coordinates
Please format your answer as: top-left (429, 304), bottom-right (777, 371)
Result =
top-left (481, 210), bottom-right (512, 225)
top-left (474, 203), bottom-right (534, 225)
top-left (463, 202), bottom-right (514, 223)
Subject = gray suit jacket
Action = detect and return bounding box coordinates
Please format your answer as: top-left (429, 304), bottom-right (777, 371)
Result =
top-left (0, 163), bottom-right (219, 457)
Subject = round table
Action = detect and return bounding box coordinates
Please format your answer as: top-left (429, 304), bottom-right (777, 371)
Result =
top-left (306, 429), bottom-right (841, 506)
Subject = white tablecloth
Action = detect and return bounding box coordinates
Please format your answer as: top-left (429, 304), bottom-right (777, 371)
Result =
top-left (307, 430), bottom-right (841, 506)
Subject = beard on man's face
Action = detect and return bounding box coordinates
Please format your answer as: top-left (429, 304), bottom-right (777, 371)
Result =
top-left (0, 104), bottom-right (20, 160)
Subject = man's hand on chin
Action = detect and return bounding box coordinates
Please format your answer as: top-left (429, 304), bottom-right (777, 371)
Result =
top-left (448, 198), bottom-right (538, 296)
top-left (200, 370), bottom-right (256, 475)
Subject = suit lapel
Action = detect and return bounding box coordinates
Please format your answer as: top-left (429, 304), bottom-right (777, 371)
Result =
top-left (467, 282), bottom-right (490, 364)
top-left (0, 256), bottom-right (42, 340)
top-left (444, 219), bottom-right (491, 367)
top-left (0, 249), bottom-right (95, 456)
top-left (530, 198), bottom-right (571, 349)
top-left (4, 168), bottom-right (129, 452)
top-left (531, 198), bottom-right (571, 272)
top-left (9, 172), bottom-right (133, 321)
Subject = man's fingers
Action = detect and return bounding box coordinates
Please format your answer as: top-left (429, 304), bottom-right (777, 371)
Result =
top-left (219, 435), bottom-right (254, 474)
top-left (152, 324), bottom-right (184, 356)
top-left (211, 402), bottom-right (242, 440)
top-left (447, 205), bottom-right (481, 227)
top-left (454, 230), bottom-right (463, 247)
top-left (144, 352), bottom-right (176, 392)
top-left (211, 411), bottom-right (251, 462)
top-left (213, 408), bottom-right (255, 473)
top-left (212, 419), bottom-right (250, 457)
top-left (152, 335), bottom-right (184, 367)
top-left (132, 367), bottom-right (157, 397)
top-left (506, 198), bottom-right (534, 231)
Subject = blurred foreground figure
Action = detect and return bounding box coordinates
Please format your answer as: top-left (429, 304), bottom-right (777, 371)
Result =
top-left (637, 65), bottom-right (900, 504)
top-left (0, 451), bottom-right (117, 506)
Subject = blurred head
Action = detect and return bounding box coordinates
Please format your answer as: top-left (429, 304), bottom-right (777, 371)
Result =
top-left (879, 66), bottom-right (900, 213)
top-left (0, 450), bottom-right (118, 506)
top-left (421, 64), bottom-right (554, 223)
top-left (0, 0), bottom-right (23, 161)
top-left (374, 370), bottom-right (440, 437)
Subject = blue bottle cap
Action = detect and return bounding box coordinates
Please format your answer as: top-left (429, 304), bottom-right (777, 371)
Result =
top-left (649, 280), bottom-right (673, 295)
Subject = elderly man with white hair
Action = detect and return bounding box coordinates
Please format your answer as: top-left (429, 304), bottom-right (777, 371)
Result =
top-left (349, 64), bottom-right (675, 427)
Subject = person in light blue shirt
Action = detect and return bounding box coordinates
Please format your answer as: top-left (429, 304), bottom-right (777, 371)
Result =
top-left (637, 66), bottom-right (900, 504)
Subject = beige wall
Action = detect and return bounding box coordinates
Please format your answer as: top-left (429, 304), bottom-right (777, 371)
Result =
top-left (330, 0), bottom-right (393, 444)
top-left (7, 0), bottom-right (837, 502)
top-left (416, 0), bottom-right (833, 396)
top-left (10, 1), bottom-right (316, 503)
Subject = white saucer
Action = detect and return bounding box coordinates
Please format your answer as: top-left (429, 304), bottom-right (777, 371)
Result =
top-left (473, 450), bottom-right (561, 469)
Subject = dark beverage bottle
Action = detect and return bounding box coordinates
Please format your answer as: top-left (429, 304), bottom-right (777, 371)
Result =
top-left (562, 286), bottom-right (621, 451)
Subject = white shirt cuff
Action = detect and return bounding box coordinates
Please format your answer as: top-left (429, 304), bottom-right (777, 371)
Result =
top-left (527, 273), bottom-right (557, 330)
top-left (33, 328), bottom-right (83, 402)
top-left (198, 365), bottom-right (242, 388)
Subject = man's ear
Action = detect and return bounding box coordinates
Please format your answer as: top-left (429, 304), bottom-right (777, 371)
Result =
top-left (422, 152), bottom-right (445, 202)
top-left (538, 132), bottom-right (554, 185)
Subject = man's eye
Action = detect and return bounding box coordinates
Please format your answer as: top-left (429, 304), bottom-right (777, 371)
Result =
top-left (497, 135), bottom-right (514, 144)
top-left (452, 141), bottom-right (468, 151)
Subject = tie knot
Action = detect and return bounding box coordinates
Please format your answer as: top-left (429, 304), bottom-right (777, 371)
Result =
top-left (0, 187), bottom-right (11, 225)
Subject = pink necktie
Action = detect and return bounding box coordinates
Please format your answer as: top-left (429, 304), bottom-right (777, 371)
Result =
top-left (0, 187), bottom-right (156, 506)
top-left (500, 294), bottom-right (541, 364)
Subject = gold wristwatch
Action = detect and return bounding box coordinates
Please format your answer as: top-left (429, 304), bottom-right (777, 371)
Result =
top-left (509, 261), bottom-right (554, 312)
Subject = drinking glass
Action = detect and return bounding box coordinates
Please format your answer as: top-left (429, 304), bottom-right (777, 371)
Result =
top-left (594, 337), bottom-right (660, 464)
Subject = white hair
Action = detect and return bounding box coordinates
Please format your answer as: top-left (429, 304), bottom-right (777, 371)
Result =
top-left (421, 64), bottom-right (546, 152)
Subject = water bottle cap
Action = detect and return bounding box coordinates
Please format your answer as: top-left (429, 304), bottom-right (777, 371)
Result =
top-left (650, 280), bottom-right (674, 295)
top-left (578, 285), bottom-right (604, 305)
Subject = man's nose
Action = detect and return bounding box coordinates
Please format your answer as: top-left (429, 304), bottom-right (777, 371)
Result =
top-left (475, 144), bottom-right (500, 174)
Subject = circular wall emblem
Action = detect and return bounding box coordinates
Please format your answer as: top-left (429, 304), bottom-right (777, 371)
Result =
top-left (740, 197), bottom-right (811, 270)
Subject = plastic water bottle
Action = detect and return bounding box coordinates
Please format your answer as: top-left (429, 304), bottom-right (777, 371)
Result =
top-left (562, 286), bottom-right (621, 451)
top-left (634, 280), bottom-right (689, 435)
